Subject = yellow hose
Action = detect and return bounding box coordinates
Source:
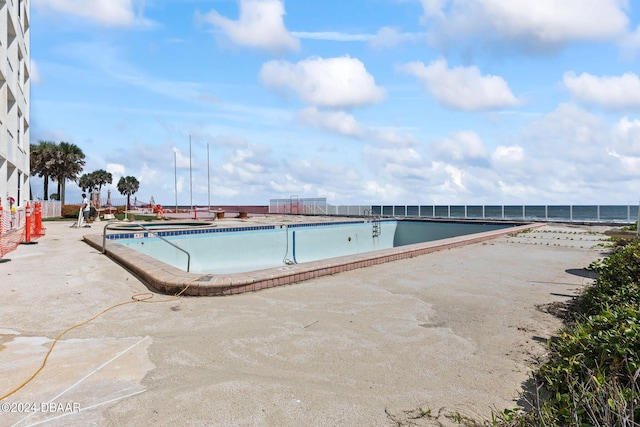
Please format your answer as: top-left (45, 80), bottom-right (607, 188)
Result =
top-left (0, 282), bottom-right (192, 401)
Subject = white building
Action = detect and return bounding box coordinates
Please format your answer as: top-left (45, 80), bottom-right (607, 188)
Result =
top-left (0, 0), bottom-right (29, 210)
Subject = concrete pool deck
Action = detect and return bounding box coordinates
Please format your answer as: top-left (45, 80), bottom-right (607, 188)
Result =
top-left (0, 217), bottom-right (611, 426)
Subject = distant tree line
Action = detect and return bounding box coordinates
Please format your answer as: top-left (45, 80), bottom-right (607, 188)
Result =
top-left (30, 140), bottom-right (140, 208)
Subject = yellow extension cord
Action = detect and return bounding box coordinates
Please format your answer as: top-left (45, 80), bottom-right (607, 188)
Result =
top-left (0, 282), bottom-right (192, 401)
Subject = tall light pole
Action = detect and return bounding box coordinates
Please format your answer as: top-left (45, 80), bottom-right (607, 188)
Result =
top-left (207, 142), bottom-right (211, 213)
top-left (189, 135), bottom-right (193, 213)
top-left (174, 150), bottom-right (178, 213)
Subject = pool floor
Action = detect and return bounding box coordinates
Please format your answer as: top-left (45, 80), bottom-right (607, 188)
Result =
top-left (83, 219), bottom-right (541, 296)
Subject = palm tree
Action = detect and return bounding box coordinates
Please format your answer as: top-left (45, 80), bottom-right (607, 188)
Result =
top-left (78, 173), bottom-right (95, 193)
top-left (30, 140), bottom-right (57, 200)
top-left (50, 142), bottom-right (85, 205)
top-left (117, 176), bottom-right (140, 210)
top-left (92, 169), bottom-right (113, 196)
top-left (78, 169), bottom-right (113, 207)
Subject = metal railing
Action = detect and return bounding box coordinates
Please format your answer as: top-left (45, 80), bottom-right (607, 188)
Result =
top-left (102, 221), bottom-right (191, 272)
top-left (269, 198), bottom-right (640, 224)
top-left (364, 208), bottom-right (381, 237)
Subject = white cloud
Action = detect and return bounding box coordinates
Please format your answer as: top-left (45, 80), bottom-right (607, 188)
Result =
top-left (219, 144), bottom-right (275, 187)
top-left (613, 117), bottom-right (640, 155)
top-left (421, 0), bottom-right (629, 52)
top-left (418, 0), bottom-right (447, 19)
top-left (202, 0), bottom-right (299, 54)
top-left (364, 144), bottom-right (423, 168)
top-left (296, 107), bottom-right (420, 147)
top-left (444, 164), bottom-right (465, 190)
top-left (563, 71), bottom-right (640, 110)
top-left (172, 147), bottom-right (192, 169)
top-left (491, 145), bottom-right (524, 164)
top-left (32, 0), bottom-right (139, 27)
top-left (260, 56), bottom-right (385, 108)
top-left (513, 103), bottom-right (631, 201)
top-left (401, 58), bottom-right (521, 111)
top-left (106, 163), bottom-right (126, 178)
top-left (523, 103), bottom-right (608, 155)
top-left (431, 130), bottom-right (489, 163)
top-left (619, 25), bottom-right (640, 59)
top-left (606, 149), bottom-right (640, 177)
top-left (296, 107), bottom-right (365, 138)
top-left (362, 181), bottom-right (408, 201)
top-left (369, 128), bottom-right (420, 146)
top-left (368, 27), bottom-right (425, 49)
top-left (292, 32), bottom-right (371, 42)
top-left (285, 159), bottom-right (362, 197)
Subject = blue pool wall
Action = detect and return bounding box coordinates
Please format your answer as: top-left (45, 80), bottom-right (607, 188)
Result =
top-left (392, 221), bottom-right (510, 246)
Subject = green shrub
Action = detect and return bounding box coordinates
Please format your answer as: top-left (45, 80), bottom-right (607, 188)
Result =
top-left (530, 241), bottom-right (640, 425)
top-left (580, 243), bottom-right (640, 316)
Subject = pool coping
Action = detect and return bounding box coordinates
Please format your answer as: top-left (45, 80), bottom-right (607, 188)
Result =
top-left (83, 221), bottom-right (543, 296)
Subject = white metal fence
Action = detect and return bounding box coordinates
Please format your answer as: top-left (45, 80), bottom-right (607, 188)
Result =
top-left (39, 200), bottom-right (62, 218)
top-left (269, 198), bottom-right (639, 224)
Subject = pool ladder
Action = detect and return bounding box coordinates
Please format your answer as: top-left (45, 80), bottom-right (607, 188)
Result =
top-left (365, 209), bottom-right (382, 238)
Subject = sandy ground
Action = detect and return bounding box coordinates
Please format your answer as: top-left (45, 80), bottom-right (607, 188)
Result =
top-left (0, 218), bottom-right (610, 426)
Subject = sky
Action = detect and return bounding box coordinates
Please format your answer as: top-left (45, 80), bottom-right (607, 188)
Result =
top-left (28, 0), bottom-right (640, 207)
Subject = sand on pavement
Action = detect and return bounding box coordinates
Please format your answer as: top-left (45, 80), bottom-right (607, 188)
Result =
top-left (0, 219), bottom-right (609, 426)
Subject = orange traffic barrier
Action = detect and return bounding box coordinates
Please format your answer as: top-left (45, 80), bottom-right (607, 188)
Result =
top-left (24, 202), bottom-right (31, 243)
top-left (34, 202), bottom-right (43, 236)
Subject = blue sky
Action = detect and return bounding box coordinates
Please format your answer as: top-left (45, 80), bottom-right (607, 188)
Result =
top-left (29, 0), bottom-right (640, 206)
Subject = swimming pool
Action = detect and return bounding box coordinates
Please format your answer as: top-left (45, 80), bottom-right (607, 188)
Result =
top-left (109, 220), bottom-right (511, 274)
top-left (84, 218), bottom-right (538, 296)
